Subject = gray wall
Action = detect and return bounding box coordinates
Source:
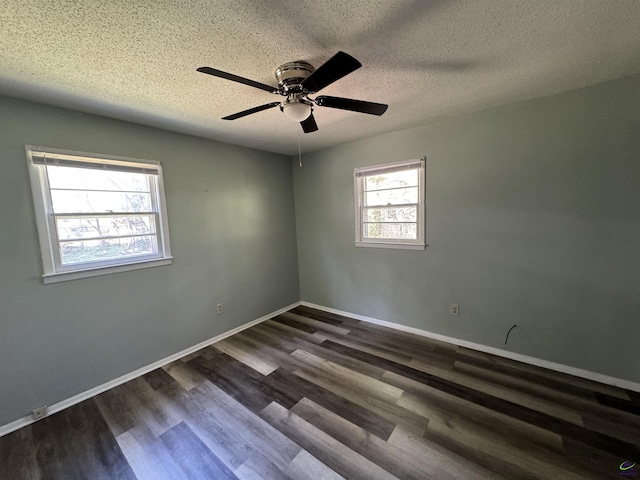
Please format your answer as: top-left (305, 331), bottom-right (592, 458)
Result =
top-left (0, 96), bottom-right (299, 426)
top-left (293, 75), bottom-right (640, 384)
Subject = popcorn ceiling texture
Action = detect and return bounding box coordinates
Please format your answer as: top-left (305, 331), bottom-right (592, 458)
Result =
top-left (1, 0), bottom-right (639, 155)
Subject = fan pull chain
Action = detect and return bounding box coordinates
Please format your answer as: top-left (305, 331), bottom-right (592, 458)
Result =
top-left (298, 134), bottom-right (302, 168)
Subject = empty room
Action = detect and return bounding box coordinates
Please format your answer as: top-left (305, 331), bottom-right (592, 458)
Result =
top-left (1, 1), bottom-right (639, 479)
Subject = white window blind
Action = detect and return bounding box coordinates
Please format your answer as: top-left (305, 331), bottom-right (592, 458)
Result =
top-left (30, 150), bottom-right (160, 175)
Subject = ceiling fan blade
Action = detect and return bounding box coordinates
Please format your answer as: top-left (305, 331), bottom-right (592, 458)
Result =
top-left (315, 95), bottom-right (388, 116)
top-left (300, 113), bottom-right (318, 133)
top-left (197, 67), bottom-right (278, 94)
top-left (222, 102), bottom-right (281, 120)
top-left (301, 51), bottom-right (361, 93)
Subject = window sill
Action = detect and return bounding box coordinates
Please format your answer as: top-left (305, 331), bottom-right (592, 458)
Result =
top-left (355, 241), bottom-right (426, 251)
top-left (42, 257), bottom-right (173, 284)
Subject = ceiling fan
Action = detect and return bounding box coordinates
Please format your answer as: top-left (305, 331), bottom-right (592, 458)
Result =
top-left (197, 51), bottom-right (388, 133)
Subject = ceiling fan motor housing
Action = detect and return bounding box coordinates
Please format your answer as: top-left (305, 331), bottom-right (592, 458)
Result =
top-left (275, 61), bottom-right (315, 93)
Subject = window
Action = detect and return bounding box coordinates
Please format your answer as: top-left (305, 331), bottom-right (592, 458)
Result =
top-left (354, 158), bottom-right (425, 250)
top-left (26, 146), bottom-right (172, 283)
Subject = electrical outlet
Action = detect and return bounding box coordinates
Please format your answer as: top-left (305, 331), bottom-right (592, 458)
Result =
top-left (32, 405), bottom-right (48, 420)
top-left (216, 303), bottom-right (224, 315)
top-left (450, 304), bottom-right (460, 316)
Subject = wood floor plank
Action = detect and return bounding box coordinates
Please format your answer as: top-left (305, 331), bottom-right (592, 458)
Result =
top-left (291, 306), bottom-right (352, 326)
top-left (345, 327), bottom-right (457, 370)
top-left (388, 424), bottom-right (505, 480)
top-left (452, 359), bottom-right (638, 425)
top-left (291, 361), bottom-right (432, 434)
top-left (190, 352), bottom-right (300, 412)
top-left (31, 399), bottom-right (135, 480)
top-left (179, 346), bottom-right (217, 363)
top-left (291, 397), bottom-right (466, 480)
top-left (260, 401), bottom-right (400, 480)
top-left (272, 314), bottom-right (320, 334)
top-left (284, 450), bottom-right (345, 480)
top-left (319, 331), bottom-right (415, 366)
top-left (344, 319), bottom-right (459, 354)
top-left (234, 452), bottom-right (293, 480)
top-left (234, 325), bottom-right (389, 387)
top-left (191, 381), bottom-right (302, 471)
top-left (239, 324), bottom-right (298, 353)
top-left (383, 370), bottom-right (564, 453)
top-left (226, 328), bottom-right (309, 374)
top-left (345, 319), bottom-right (458, 353)
top-left (120, 377), bottom-right (183, 437)
top-left (268, 367), bottom-right (397, 441)
top-left (254, 319), bottom-right (390, 380)
top-left (263, 318), bottom-right (329, 344)
top-left (423, 359), bottom-right (585, 425)
top-left (141, 368), bottom-right (178, 391)
top-left (162, 359), bottom-right (208, 390)
top-left (287, 335), bottom-right (389, 380)
top-left (582, 413), bottom-right (640, 445)
top-left (116, 424), bottom-right (185, 480)
top-left (629, 391), bottom-right (640, 406)
top-left (0, 425), bottom-right (42, 480)
top-left (94, 384), bottom-right (140, 437)
top-left (399, 391), bottom-right (606, 479)
top-left (213, 336), bottom-right (279, 375)
top-left (281, 312), bottom-right (351, 335)
top-left (290, 348), bottom-right (404, 404)
top-left (424, 417), bottom-right (591, 480)
top-left (457, 347), bottom-right (631, 400)
top-left (159, 421), bottom-right (239, 479)
top-left (596, 392), bottom-right (640, 415)
top-left (154, 380), bottom-right (254, 470)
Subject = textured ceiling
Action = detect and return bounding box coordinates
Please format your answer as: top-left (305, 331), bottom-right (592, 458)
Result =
top-left (1, 0), bottom-right (640, 155)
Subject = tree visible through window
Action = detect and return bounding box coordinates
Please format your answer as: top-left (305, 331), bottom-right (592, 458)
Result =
top-left (354, 158), bottom-right (425, 249)
top-left (48, 166), bottom-right (158, 265)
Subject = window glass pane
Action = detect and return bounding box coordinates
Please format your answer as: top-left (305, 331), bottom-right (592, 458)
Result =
top-left (56, 215), bottom-right (156, 241)
top-left (363, 206), bottom-right (416, 223)
top-left (364, 186), bottom-right (418, 206)
top-left (59, 235), bottom-right (158, 265)
top-left (364, 223), bottom-right (417, 240)
top-left (364, 169), bottom-right (418, 191)
top-left (50, 190), bottom-right (152, 213)
top-left (46, 165), bottom-right (150, 192)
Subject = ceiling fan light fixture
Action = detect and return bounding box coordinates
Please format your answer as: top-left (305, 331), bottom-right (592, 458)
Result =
top-left (282, 101), bottom-right (312, 122)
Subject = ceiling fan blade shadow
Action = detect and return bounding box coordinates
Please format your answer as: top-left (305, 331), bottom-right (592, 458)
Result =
top-left (376, 56), bottom-right (485, 73)
top-left (315, 96), bottom-right (388, 116)
top-left (301, 113), bottom-right (318, 133)
top-left (414, 59), bottom-right (479, 72)
top-left (301, 52), bottom-right (361, 94)
top-left (348, 0), bottom-right (448, 46)
top-left (197, 67), bottom-right (278, 94)
top-left (222, 102), bottom-right (281, 120)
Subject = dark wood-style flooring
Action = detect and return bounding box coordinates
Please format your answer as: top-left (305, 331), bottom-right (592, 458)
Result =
top-left (1, 305), bottom-right (639, 479)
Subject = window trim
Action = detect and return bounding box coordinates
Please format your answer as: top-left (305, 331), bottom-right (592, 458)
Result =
top-left (354, 158), bottom-right (426, 250)
top-left (26, 145), bottom-right (173, 283)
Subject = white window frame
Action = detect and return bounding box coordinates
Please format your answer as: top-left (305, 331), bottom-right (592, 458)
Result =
top-left (26, 146), bottom-right (173, 283)
top-left (354, 158), bottom-right (426, 250)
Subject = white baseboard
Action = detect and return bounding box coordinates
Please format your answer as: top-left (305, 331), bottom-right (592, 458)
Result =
top-left (301, 301), bottom-right (640, 394)
top-left (0, 301), bottom-right (301, 438)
